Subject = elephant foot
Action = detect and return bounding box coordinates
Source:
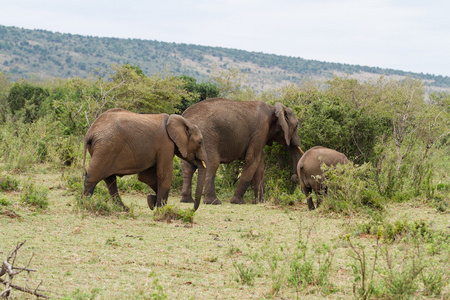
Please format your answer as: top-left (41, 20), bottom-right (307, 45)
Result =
top-left (113, 197), bottom-right (130, 211)
top-left (204, 197), bottom-right (222, 205)
top-left (147, 195), bottom-right (157, 210)
top-left (230, 196), bottom-right (245, 204)
top-left (180, 195), bottom-right (195, 203)
top-left (252, 197), bottom-right (264, 204)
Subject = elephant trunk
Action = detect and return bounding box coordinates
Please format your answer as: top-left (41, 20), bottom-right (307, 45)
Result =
top-left (289, 144), bottom-right (303, 182)
top-left (194, 167), bottom-right (207, 211)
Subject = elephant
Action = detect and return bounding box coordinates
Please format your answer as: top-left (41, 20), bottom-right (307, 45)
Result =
top-left (179, 97), bottom-right (304, 206)
top-left (82, 108), bottom-right (207, 211)
top-left (297, 146), bottom-right (349, 210)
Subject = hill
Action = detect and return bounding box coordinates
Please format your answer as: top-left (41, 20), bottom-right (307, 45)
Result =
top-left (1, 24), bottom-right (449, 91)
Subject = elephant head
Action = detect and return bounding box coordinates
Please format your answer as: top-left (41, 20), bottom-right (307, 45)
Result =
top-left (167, 114), bottom-right (207, 168)
top-left (274, 102), bottom-right (304, 181)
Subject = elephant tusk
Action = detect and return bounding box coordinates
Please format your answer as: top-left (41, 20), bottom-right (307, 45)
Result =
top-left (202, 161), bottom-right (207, 168)
top-left (298, 146), bottom-right (305, 155)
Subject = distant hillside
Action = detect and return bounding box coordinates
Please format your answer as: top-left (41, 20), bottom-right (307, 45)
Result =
top-left (1, 25), bottom-right (449, 91)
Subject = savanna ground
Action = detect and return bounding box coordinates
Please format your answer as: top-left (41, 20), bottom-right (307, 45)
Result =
top-left (1, 67), bottom-right (450, 298)
top-left (1, 163), bottom-right (449, 299)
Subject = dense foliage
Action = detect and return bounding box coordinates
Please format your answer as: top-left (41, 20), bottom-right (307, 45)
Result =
top-left (0, 66), bottom-right (449, 214)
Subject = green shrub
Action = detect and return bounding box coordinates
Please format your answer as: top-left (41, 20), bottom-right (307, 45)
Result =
top-left (421, 268), bottom-right (449, 297)
top-left (20, 183), bottom-right (49, 210)
top-left (287, 240), bottom-right (334, 294)
top-left (320, 162), bottom-right (385, 215)
top-left (356, 218), bottom-right (448, 245)
top-left (7, 81), bottom-right (50, 123)
top-left (233, 261), bottom-right (259, 286)
top-left (0, 174), bottom-right (20, 191)
top-left (74, 194), bottom-right (128, 216)
top-left (0, 195), bottom-right (11, 206)
top-left (152, 205), bottom-right (195, 223)
top-left (116, 175), bottom-right (150, 194)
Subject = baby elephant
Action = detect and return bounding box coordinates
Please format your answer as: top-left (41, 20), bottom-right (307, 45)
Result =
top-left (297, 146), bottom-right (349, 210)
top-left (82, 108), bottom-right (207, 211)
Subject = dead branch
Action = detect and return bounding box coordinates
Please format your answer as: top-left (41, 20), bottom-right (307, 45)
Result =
top-left (0, 241), bottom-right (50, 299)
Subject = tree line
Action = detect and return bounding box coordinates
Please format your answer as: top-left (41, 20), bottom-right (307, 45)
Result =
top-left (1, 25), bottom-right (450, 89)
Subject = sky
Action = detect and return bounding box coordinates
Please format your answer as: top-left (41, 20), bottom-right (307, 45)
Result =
top-left (1, 0), bottom-right (450, 77)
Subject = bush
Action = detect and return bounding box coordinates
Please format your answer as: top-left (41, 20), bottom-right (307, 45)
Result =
top-left (287, 240), bottom-right (334, 294)
top-left (74, 194), bottom-right (129, 216)
top-left (0, 195), bottom-right (11, 206)
top-left (20, 183), bottom-right (49, 210)
top-left (152, 205), bottom-right (195, 223)
top-left (320, 162), bottom-right (385, 215)
top-left (7, 81), bottom-right (49, 122)
top-left (0, 174), bottom-right (20, 191)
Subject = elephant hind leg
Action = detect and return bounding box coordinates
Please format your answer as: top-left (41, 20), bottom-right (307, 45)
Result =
top-left (302, 186), bottom-right (315, 211)
top-left (83, 172), bottom-right (99, 197)
top-left (251, 157), bottom-right (264, 204)
top-left (104, 175), bottom-right (129, 211)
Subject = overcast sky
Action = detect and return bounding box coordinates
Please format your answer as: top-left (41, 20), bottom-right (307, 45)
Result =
top-left (1, 0), bottom-right (449, 76)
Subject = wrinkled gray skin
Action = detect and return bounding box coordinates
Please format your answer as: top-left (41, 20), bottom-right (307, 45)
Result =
top-left (297, 146), bottom-right (349, 210)
top-left (82, 108), bottom-right (207, 211)
top-left (180, 98), bottom-right (304, 206)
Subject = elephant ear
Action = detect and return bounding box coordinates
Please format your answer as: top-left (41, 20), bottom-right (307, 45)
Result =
top-left (167, 115), bottom-right (189, 158)
top-left (274, 102), bottom-right (291, 146)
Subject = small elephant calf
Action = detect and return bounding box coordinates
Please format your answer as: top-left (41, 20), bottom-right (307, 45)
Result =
top-left (297, 146), bottom-right (349, 210)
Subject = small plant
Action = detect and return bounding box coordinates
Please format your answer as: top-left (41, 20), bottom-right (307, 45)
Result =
top-left (378, 240), bottom-right (426, 298)
top-left (0, 195), bottom-right (11, 206)
top-left (20, 183), bottom-right (49, 210)
top-left (356, 218), bottom-right (444, 243)
top-left (105, 237), bottom-right (119, 247)
top-left (62, 288), bottom-right (101, 300)
top-left (344, 235), bottom-right (380, 299)
top-left (233, 261), bottom-right (258, 286)
top-left (228, 245), bottom-right (241, 255)
top-left (142, 271), bottom-right (168, 300)
top-left (287, 240), bottom-right (334, 295)
top-left (152, 205), bottom-right (195, 223)
top-left (0, 174), bottom-right (20, 191)
top-left (421, 267), bottom-right (449, 297)
top-left (74, 194), bottom-right (128, 216)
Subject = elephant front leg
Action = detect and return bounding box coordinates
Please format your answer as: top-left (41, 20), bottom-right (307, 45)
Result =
top-left (203, 161), bottom-right (222, 205)
top-left (180, 160), bottom-right (196, 203)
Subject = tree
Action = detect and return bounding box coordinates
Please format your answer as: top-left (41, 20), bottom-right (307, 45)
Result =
top-left (175, 75), bottom-right (219, 113)
top-left (209, 67), bottom-right (256, 101)
top-left (7, 80), bottom-right (49, 123)
top-left (0, 72), bottom-right (11, 122)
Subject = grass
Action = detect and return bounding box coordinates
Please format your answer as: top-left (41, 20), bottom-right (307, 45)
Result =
top-left (0, 164), bottom-right (449, 299)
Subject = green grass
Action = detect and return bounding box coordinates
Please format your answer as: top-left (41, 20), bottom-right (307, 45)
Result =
top-left (0, 164), bottom-right (449, 299)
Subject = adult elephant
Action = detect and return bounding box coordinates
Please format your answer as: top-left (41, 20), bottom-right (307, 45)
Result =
top-left (297, 146), bottom-right (349, 210)
top-left (82, 108), bottom-right (207, 211)
top-left (180, 97), bottom-right (304, 206)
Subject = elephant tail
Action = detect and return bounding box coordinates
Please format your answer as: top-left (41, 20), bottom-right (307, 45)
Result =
top-left (82, 137), bottom-right (91, 178)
